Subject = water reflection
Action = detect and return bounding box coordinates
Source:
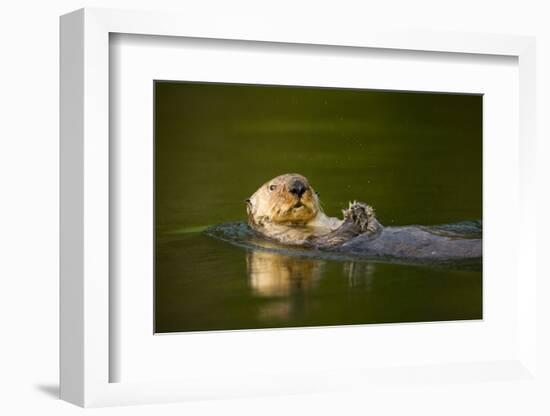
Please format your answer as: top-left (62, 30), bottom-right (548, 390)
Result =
top-left (246, 250), bottom-right (324, 297)
top-left (343, 262), bottom-right (376, 290)
top-left (246, 249), bottom-right (380, 322)
top-left (246, 250), bottom-right (323, 321)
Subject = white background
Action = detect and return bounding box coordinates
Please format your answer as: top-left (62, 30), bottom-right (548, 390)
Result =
top-left (1, 1), bottom-right (549, 415)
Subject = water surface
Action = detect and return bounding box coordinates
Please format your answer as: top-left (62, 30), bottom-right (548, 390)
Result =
top-left (154, 81), bottom-right (482, 333)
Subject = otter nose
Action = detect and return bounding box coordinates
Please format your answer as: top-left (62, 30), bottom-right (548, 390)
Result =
top-left (289, 180), bottom-right (307, 197)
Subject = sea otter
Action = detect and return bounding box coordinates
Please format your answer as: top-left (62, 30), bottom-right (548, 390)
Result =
top-left (246, 173), bottom-right (482, 260)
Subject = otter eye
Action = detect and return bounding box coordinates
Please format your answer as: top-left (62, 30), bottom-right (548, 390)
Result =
top-left (269, 185), bottom-right (276, 191)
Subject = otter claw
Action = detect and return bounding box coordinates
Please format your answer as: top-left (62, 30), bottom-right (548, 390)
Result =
top-left (342, 201), bottom-right (374, 233)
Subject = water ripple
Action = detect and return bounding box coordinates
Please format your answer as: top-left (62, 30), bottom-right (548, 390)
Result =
top-left (204, 221), bottom-right (482, 271)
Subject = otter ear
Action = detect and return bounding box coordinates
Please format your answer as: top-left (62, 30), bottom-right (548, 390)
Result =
top-left (245, 198), bottom-right (254, 216)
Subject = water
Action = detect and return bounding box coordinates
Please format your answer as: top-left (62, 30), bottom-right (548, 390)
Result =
top-left (154, 81), bottom-right (482, 333)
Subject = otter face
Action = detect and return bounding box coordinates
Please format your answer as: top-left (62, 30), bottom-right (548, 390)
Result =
top-left (246, 173), bottom-right (320, 227)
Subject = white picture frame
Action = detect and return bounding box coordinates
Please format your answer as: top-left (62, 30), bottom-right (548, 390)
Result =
top-left (60, 7), bottom-right (538, 408)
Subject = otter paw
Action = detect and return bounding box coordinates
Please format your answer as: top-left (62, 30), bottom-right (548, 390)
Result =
top-left (342, 201), bottom-right (375, 233)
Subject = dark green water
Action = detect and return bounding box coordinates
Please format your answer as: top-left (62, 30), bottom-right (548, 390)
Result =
top-left (154, 81), bottom-right (482, 333)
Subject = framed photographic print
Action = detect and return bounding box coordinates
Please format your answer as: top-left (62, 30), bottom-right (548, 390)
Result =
top-left (60, 8), bottom-right (538, 408)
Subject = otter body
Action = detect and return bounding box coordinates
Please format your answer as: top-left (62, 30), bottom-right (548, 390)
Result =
top-left (246, 174), bottom-right (481, 260)
top-left (337, 225), bottom-right (482, 260)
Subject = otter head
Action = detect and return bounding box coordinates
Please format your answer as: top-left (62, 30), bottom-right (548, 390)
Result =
top-left (246, 173), bottom-right (321, 228)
